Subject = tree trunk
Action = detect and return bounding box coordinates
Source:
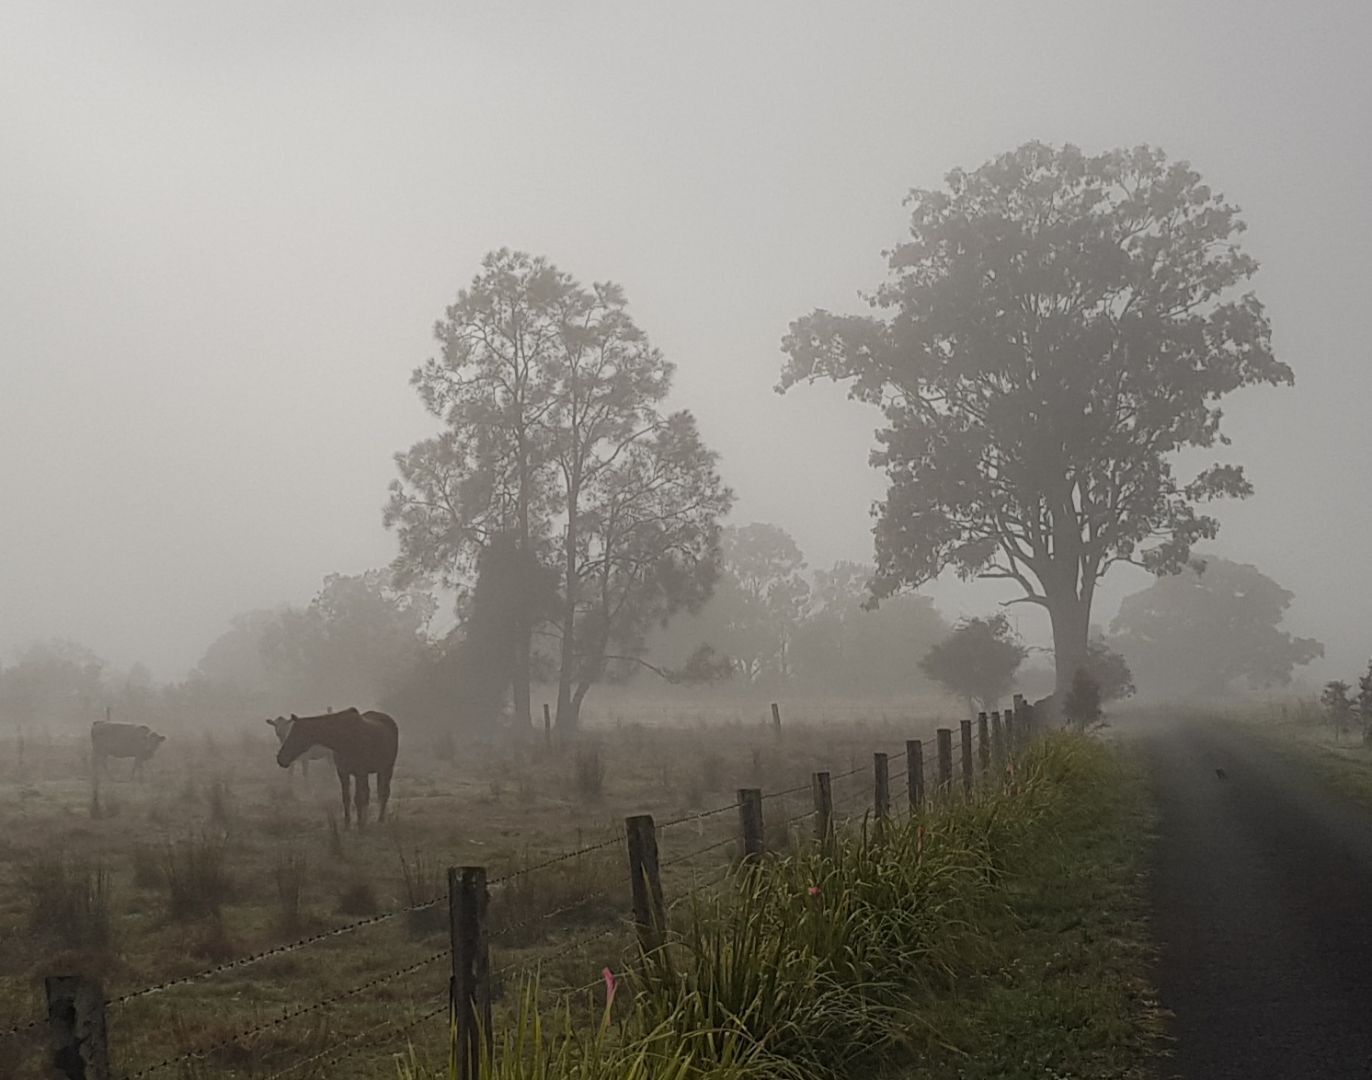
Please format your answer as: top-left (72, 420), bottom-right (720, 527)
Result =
top-left (512, 634), bottom-right (532, 729)
top-left (1048, 594), bottom-right (1091, 702)
top-left (555, 517), bottom-right (579, 735)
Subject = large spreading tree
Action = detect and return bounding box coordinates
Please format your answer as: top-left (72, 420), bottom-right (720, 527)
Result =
top-left (779, 143), bottom-right (1293, 697)
top-left (1108, 557), bottom-right (1322, 698)
top-left (388, 250), bottom-right (733, 732)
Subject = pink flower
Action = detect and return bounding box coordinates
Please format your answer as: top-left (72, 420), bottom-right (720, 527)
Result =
top-left (807, 885), bottom-right (821, 897)
top-left (602, 966), bottom-right (617, 1008)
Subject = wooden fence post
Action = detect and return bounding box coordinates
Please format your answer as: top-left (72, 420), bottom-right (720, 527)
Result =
top-left (935, 728), bottom-right (953, 794)
top-left (1005, 709), bottom-right (1017, 754)
top-left (737, 788), bottom-right (764, 862)
top-left (46, 975), bottom-right (108, 1080)
top-left (905, 739), bottom-right (924, 811)
top-left (959, 721), bottom-right (974, 794)
top-left (873, 753), bottom-right (890, 822)
top-left (990, 711), bottom-right (1005, 767)
top-left (812, 771), bottom-right (833, 845)
top-left (977, 712), bottom-right (991, 772)
top-left (770, 702), bottom-right (782, 737)
top-left (448, 866), bottom-right (491, 1080)
top-left (625, 815), bottom-right (666, 953)
top-left (542, 704), bottom-right (552, 748)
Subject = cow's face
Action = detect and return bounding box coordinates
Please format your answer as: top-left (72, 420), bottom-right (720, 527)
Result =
top-left (146, 732), bottom-right (166, 756)
top-left (265, 716), bottom-right (292, 743)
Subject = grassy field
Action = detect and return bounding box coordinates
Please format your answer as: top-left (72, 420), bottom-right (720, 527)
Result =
top-left (0, 695), bottom-right (953, 1079)
top-left (384, 732), bottom-right (1161, 1080)
top-left (1215, 699), bottom-right (1372, 805)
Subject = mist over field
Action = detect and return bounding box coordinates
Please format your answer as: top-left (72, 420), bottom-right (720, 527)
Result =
top-left (2, 2), bottom-right (1369, 704)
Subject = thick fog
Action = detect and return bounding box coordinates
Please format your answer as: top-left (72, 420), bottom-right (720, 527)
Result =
top-left (2, 1), bottom-right (1369, 683)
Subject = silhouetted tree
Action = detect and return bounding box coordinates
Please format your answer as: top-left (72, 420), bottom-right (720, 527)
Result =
top-left (1064, 668), bottom-right (1103, 732)
top-left (779, 143), bottom-right (1293, 698)
top-left (919, 614), bottom-right (1027, 715)
top-left (1322, 680), bottom-right (1354, 742)
top-left (1109, 557), bottom-right (1322, 698)
top-left (1358, 661), bottom-right (1372, 746)
top-left (1083, 639), bottom-right (1135, 704)
top-left (387, 250), bottom-right (571, 728)
top-left (389, 251), bottom-right (732, 733)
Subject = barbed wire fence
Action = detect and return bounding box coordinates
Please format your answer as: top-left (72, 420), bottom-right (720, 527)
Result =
top-left (10, 698), bottom-right (1038, 1080)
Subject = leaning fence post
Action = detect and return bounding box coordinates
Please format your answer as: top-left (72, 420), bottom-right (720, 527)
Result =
top-left (905, 739), bottom-right (924, 811)
top-left (990, 711), bottom-right (1005, 768)
top-left (770, 702), bottom-right (782, 737)
top-left (873, 752), bottom-right (890, 822)
top-left (977, 712), bottom-right (991, 773)
top-left (959, 721), bottom-right (974, 794)
top-left (935, 728), bottom-right (953, 794)
top-left (448, 866), bottom-right (491, 1080)
top-left (625, 815), bottom-right (666, 953)
top-left (737, 788), bottom-right (764, 862)
top-left (46, 975), bottom-right (109, 1080)
top-left (812, 771), bottom-right (833, 846)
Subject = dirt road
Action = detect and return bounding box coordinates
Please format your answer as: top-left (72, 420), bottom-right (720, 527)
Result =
top-left (1141, 716), bottom-right (1372, 1078)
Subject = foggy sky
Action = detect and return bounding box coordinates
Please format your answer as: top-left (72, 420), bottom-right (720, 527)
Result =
top-left (2, 2), bottom-right (1369, 685)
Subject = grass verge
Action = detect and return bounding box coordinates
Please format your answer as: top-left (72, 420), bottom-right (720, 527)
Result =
top-left (395, 733), bottom-right (1161, 1080)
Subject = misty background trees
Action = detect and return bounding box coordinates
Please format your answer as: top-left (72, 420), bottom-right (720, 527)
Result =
top-left (0, 145), bottom-right (1340, 739)
top-left (779, 143), bottom-right (1294, 704)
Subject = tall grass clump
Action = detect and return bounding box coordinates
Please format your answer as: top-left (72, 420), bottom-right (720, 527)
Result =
top-left (398, 847), bottom-right (445, 935)
top-left (18, 854), bottom-right (113, 950)
top-left (273, 851), bottom-right (308, 933)
top-left (573, 740), bottom-right (606, 803)
top-left (163, 832), bottom-right (232, 920)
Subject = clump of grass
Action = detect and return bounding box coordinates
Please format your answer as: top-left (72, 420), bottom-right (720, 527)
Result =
top-left (206, 777), bottom-right (234, 830)
top-left (17, 854), bottom-right (113, 950)
top-left (273, 851), bottom-right (308, 933)
top-left (325, 810), bottom-right (345, 860)
top-left (491, 851), bottom-right (620, 947)
top-left (337, 877), bottom-right (378, 916)
top-left (573, 740), bottom-right (606, 803)
top-left (397, 848), bottom-right (444, 936)
top-left (162, 832), bottom-right (232, 920)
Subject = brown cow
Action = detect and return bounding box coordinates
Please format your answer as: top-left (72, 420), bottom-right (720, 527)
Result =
top-left (91, 721), bottom-right (166, 780)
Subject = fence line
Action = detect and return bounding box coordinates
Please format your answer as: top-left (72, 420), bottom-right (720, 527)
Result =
top-left (30, 700), bottom-right (1040, 1079)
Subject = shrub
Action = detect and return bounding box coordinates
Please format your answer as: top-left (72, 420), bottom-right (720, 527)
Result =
top-left (397, 848), bottom-right (445, 935)
top-left (573, 740), bottom-right (606, 803)
top-left (163, 833), bottom-right (232, 920)
top-left (273, 851), bottom-right (308, 933)
top-left (17, 854), bottom-right (113, 950)
top-left (337, 877), bottom-right (378, 916)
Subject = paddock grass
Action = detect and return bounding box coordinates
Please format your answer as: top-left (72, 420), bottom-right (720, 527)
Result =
top-left (0, 693), bottom-right (955, 1078)
top-left (392, 733), bottom-right (1161, 1080)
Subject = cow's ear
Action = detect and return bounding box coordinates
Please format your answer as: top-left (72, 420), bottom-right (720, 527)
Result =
top-left (290, 713), bottom-right (298, 721)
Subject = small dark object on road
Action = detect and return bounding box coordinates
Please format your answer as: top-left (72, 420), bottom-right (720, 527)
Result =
top-left (1215, 768), bottom-right (1227, 780)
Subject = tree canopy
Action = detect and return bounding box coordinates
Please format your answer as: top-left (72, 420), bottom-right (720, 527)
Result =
top-left (388, 250), bottom-right (733, 731)
top-left (779, 142), bottom-right (1293, 696)
top-left (1108, 557), bottom-right (1322, 698)
top-left (919, 613), bottom-right (1027, 715)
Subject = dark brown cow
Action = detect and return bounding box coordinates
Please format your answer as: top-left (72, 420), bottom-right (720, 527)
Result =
top-left (91, 720), bottom-right (166, 780)
top-left (275, 708), bottom-right (398, 828)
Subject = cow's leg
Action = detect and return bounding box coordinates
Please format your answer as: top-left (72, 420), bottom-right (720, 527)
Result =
top-left (354, 774), bottom-right (371, 830)
top-left (301, 756), bottom-right (309, 779)
top-left (376, 767), bottom-right (392, 824)
top-left (337, 770), bottom-right (352, 830)
top-left (130, 757), bottom-right (141, 782)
